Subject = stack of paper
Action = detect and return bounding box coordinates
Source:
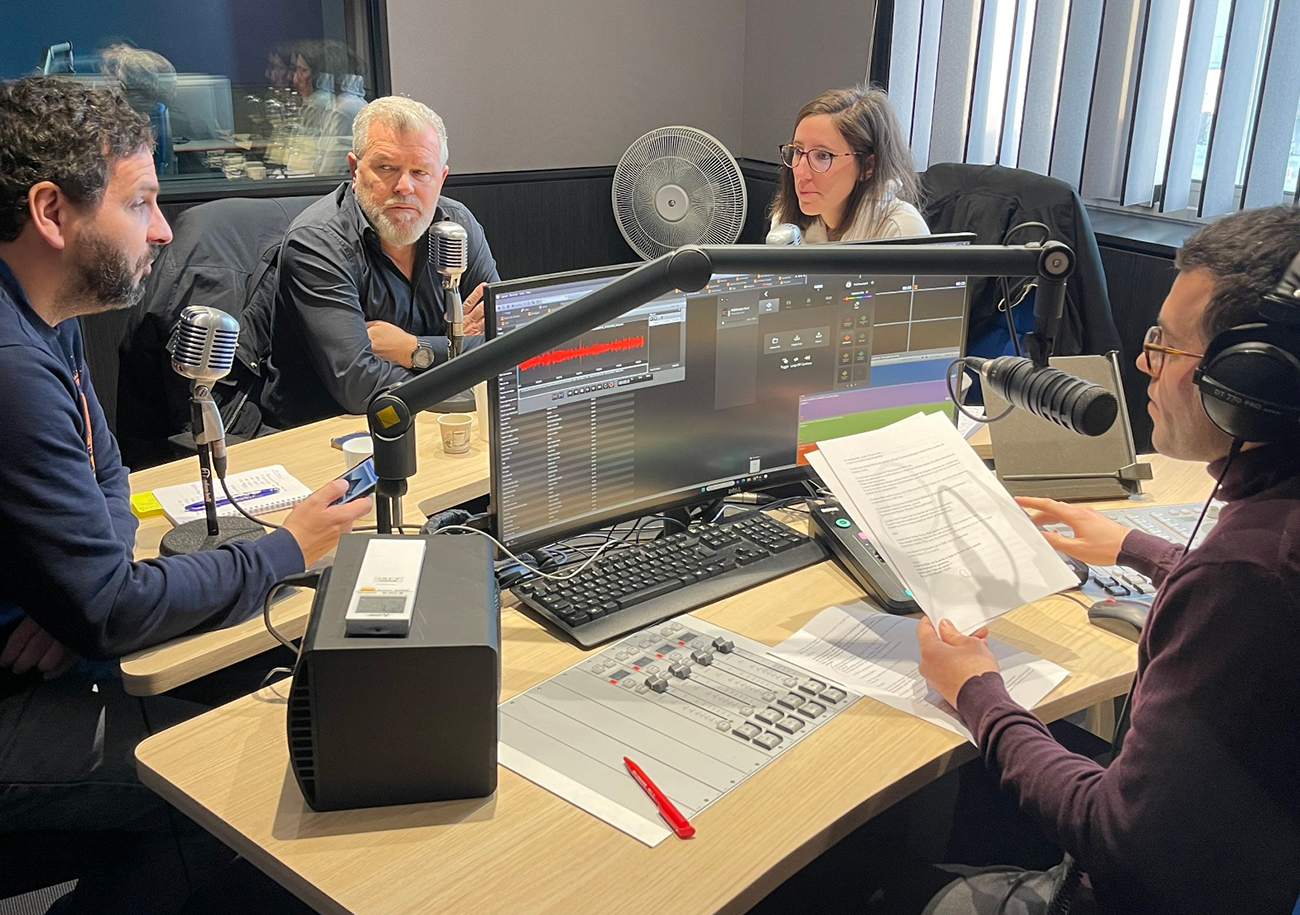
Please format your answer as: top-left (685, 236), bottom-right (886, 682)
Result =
top-left (806, 411), bottom-right (1077, 633)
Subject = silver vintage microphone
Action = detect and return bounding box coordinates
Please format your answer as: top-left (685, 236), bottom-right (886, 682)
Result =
top-left (765, 223), bottom-right (803, 246)
top-left (160, 306), bottom-right (265, 556)
top-left (430, 220), bottom-right (469, 358)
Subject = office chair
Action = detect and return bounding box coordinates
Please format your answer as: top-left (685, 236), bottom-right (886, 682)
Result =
top-left (920, 162), bottom-right (1121, 362)
top-left (116, 195), bottom-right (314, 469)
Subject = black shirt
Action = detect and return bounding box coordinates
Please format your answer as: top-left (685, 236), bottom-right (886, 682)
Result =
top-left (261, 183), bottom-right (499, 429)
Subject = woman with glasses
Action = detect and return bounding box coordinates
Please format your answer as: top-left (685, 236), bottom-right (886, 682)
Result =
top-left (768, 84), bottom-right (927, 242)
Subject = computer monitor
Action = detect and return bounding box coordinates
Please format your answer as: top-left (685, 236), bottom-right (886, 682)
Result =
top-left (484, 237), bottom-right (973, 553)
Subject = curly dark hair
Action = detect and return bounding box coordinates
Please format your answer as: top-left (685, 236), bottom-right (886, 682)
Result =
top-left (1176, 205), bottom-right (1300, 342)
top-left (0, 76), bottom-right (154, 242)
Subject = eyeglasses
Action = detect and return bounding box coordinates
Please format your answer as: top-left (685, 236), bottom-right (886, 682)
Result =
top-left (778, 144), bottom-right (860, 173)
top-left (1141, 325), bottom-right (1204, 377)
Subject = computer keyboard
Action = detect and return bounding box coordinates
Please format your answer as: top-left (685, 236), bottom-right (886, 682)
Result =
top-left (512, 512), bottom-right (830, 648)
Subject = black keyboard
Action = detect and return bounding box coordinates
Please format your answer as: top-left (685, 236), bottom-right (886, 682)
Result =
top-left (511, 513), bottom-right (830, 648)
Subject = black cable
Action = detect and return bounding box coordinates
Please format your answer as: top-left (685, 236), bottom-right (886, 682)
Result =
top-left (996, 222), bottom-right (1052, 359)
top-left (217, 473), bottom-right (284, 530)
top-left (262, 571), bottom-right (321, 658)
top-left (946, 358), bottom-right (1014, 424)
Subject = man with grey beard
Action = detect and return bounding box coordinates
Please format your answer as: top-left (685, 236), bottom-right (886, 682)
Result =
top-left (261, 95), bottom-right (499, 429)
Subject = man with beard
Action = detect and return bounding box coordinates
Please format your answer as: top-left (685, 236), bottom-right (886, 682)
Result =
top-left (0, 77), bottom-right (369, 912)
top-left (260, 95), bottom-right (499, 429)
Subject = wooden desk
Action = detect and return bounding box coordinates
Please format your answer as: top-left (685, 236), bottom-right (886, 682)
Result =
top-left (120, 413), bottom-right (490, 696)
top-left (135, 456), bottom-right (1210, 915)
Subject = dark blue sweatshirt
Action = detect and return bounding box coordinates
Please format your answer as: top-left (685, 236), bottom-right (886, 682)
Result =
top-left (0, 257), bottom-right (304, 661)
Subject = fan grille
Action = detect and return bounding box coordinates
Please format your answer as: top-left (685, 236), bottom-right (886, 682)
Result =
top-left (613, 127), bottom-right (747, 260)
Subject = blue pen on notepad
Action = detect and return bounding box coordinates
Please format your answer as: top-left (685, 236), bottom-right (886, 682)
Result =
top-left (184, 487), bottom-right (279, 513)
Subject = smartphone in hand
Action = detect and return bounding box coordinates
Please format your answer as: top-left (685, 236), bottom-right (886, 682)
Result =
top-left (332, 456), bottom-right (377, 505)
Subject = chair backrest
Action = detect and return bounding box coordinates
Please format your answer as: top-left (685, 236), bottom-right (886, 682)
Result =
top-left (919, 162), bottom-right (1121, 360)
top-left (116, 195), bottom-right (315, 469)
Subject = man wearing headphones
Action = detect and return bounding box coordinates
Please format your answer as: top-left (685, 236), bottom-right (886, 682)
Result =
top-left (908, 205), bottom-right (1300, 914)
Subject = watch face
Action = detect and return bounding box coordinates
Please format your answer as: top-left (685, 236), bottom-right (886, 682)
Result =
top-left (412, 345), bottom-right (434, 370)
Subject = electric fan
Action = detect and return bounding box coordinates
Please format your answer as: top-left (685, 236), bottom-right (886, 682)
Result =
top-left (612, 126), bottom-right (747, 260)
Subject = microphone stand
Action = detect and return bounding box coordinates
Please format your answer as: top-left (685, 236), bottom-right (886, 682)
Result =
top-left (444, 277), bottom-right (464, 360)
top-left (159, 382), bottom-right (266, 556)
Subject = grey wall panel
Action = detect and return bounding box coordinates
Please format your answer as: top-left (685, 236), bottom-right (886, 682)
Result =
top-left (387, 0), bottom-right (746, 173)
top-left (740, 0), bottom-right (876, 162)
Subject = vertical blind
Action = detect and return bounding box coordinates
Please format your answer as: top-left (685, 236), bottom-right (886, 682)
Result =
top-left (888, 0), bottom-right (1300, 217)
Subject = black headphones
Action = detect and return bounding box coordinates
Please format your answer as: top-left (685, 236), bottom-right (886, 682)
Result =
top-left (1193, 249), bottom-right (1300, 442)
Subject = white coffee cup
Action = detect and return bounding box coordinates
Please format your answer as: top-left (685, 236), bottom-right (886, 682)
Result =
top-left (343, 435), bottom-right (373, 470)
top-left (473, 381), bottom-right (489, 442)
top-left (437, 413), bottom-right (473, 454)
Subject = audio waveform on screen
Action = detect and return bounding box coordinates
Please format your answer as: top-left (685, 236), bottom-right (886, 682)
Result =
top-left (519, 335), bottom-right (646, 372)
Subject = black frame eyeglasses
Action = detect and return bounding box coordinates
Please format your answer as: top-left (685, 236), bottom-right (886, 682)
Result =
top-left (778, 144), bottom-right (861, 173)
top-left (1141, 325), bottom-right (1204, 377)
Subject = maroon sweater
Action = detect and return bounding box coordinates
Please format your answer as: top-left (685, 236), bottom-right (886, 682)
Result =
top-left (957, 444), bottom-right (1300, 915)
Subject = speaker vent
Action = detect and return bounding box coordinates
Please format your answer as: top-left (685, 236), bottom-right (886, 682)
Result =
top-left (286, 663), bottom-right (317, 805)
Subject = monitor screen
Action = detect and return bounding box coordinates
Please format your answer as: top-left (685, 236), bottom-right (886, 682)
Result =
top-left (485, 242), bottom-right (971, 552)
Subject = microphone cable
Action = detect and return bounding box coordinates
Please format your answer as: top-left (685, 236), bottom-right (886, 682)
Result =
top-left (997, 221), bottom-right (1052, 359)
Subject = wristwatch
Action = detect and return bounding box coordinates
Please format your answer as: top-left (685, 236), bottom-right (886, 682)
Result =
top-left (410, 341), bottom-right (436, 371)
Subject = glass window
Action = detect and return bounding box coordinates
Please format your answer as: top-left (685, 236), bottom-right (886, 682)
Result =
top-left (2, 1), bottom-right (386, 190)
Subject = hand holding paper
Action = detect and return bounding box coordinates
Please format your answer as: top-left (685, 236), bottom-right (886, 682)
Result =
top-left (812, 412), bottom-right (1078, 632)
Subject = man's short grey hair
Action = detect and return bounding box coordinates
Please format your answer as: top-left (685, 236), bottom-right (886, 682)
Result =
top-left (352, 96), bottom-right (448, 166)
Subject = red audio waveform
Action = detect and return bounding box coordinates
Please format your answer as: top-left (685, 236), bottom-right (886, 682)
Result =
top-left (519, 335), bottom-right (645, 372)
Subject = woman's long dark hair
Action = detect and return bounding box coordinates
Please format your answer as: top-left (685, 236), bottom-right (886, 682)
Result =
top-left (768, 84), bottom-right (922, 240)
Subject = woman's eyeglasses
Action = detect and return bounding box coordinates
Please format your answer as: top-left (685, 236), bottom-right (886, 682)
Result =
top-left (778, 144), bottom-right (860, 173)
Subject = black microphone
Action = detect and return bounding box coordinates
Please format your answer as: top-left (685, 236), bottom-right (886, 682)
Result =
top-left (159, 306), bottom-right (265, 556)
top-left (969, 355), bottom-right (1119, 437)
top-left (430, 220), bottom-right (469, 358)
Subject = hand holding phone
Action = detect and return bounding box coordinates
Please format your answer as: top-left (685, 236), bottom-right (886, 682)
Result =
top-left (332, 456), bottom-right (377, 505)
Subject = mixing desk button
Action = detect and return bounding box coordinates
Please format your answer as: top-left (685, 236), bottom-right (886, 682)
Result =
top-left (647, 676), bottom-right (669, 693)
top-left (783, 677), bottom-right (798, 688)
top-left (668, 622), bottom-right (683, 632)
top-left (615, 650), bottom-right (630, 660)
top-left (733, 722), bottom-right (762, 740)
top-left (622, 679), bottom-right (636, 689)
top-left (753, 733), bottom-right (783, 751)
top-left (777, 694), bottom-right (806, 710)
top-left (716, 720), bottom-right (732, 731)
top-left (798, 702), bottom-right (826, 718)
top-left (661, 627), bottom-right (674, 636)
top-left (691, 650), bottom-right (714, 665)
top-left (762, 690), bottom-right (777, 702)
top-left (740, 705), bottom-right (754, 716)
top-left (669, 651), bottom-right (684, 661)
top-left (646, 664), bottom-right (661, 673)
top-left (775, 717), bottom-right (805, 734)
top-left (799, 679), bottom-right (826, 696)
top-left (820, 687), bottom-right (847, 704)
top-left (669, 662), bottom-right (692, 679)
top-left (638, 639), bottom-right (654, 649)
top-left (713, 637), bottom-right (735, 653)
top-left (635, 685), bottom-right (649, 695)
top-left (756, 708), bottom-right (783, 725)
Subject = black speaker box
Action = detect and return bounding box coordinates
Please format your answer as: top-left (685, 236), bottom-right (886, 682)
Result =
top-left (287, 534), bottom-right (500, 811)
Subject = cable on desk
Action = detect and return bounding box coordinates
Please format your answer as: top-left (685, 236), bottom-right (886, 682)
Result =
top-left (261, 570), bottom-right (322, 660)
top-left (219, 474), bottom-right (284, 529)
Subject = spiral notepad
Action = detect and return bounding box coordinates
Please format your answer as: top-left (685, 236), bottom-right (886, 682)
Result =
top-left (153, 465), bottom-right (313, 525)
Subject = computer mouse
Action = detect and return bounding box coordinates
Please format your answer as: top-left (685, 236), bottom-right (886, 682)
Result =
top-left (1087, 597), bottom-right (1150, 643)
top-left (1056, 551), bottom-right (1091, 587)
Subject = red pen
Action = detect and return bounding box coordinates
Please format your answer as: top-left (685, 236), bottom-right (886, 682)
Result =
top-left (624, 756), bottom-right (696, 839)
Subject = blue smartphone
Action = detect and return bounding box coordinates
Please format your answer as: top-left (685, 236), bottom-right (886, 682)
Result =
top-left (332, 456), bottom-right (377, 504)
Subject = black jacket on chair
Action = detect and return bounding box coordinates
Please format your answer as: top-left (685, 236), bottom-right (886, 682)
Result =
top-left (920, 163), bottom-right (1121, 359)
top-left (116, 196), bottom-right (314, 469)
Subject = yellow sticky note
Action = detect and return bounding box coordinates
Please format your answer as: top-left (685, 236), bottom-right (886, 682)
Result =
top-left (131, 492), bottom-right (165, 518)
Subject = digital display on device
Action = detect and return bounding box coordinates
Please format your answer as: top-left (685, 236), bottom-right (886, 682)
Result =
top-left (333, 456), bottom-right (377, 504)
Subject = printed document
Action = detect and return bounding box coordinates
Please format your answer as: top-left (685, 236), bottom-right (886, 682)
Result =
top-left (773, 602), bottom-right (1068, 742)
top-left (813, 412), bottom-right (1078, 633)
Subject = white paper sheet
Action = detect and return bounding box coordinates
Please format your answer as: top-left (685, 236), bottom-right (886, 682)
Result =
top-left (816, 412), bottom-right (1078, 633)
top-left (772, 603), bottom-right (1069, 742)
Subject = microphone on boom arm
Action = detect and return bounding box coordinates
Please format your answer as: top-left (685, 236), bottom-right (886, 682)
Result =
top-left (159, 305), bottom-right (266, 556)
